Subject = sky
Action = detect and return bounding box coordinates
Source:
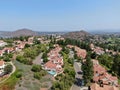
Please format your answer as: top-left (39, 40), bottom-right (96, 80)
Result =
top-left (0, 0), bottom-right (120, 32)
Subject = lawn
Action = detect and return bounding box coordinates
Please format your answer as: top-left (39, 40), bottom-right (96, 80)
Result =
top-left (0, 70), bottom-right (19, 90)
top-left (14, 60), bottom-right (52, 90)
top-left (0, 60), bottom-right (52, 90)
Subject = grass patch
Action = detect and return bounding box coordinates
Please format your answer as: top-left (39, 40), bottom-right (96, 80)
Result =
top-left (0, 70), bottom-right (19, 90)
top-left (118, 79), bottom-right (120, 84)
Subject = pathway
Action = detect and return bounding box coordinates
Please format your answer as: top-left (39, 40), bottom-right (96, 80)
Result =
top-left (33, 53), bottom-right (43, 65)
top-left (0, 61), bottom-right (16, 84)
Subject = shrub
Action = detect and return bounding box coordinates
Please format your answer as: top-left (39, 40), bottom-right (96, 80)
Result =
top-left (4, 64), bottom-right (13, 74)
top-left (16, 72), bottom-right (22, 78)
top-left (34, 72), bottom-right (41, 80)
top-left (31, 65), bottom-right (42, 72)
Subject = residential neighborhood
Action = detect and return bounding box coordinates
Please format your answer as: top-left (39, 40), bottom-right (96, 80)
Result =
top-left (90, 59), bottom-right (119, 90)
top-left (44, 44), bottom-right (63, 76)
top-left (0, 34), bottom-right (119, 90)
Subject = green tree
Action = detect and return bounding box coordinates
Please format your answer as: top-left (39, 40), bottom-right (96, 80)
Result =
top-left (16, 71), bottom-right (22, 78)
top-left (112, 54), bottom-right (120, 76)
top-left (91, 52), bottom-right (97, 59)
top-left (4, 56), bottom-right (11, 62)
top-left (4, 64), bottom-right (13, 74)
top-left (82, 56), bottom-right (93, 85)
top-left (34, 72), bottom-right (41, 80)
top-left (20, 36), bottom-right (24, 41)
top-left (42, 52), bottom-right (48, 63)
top-left (25, 44), bottom-right (31, 48)
top-left (98, 54), bottom-right (113, 69)
top-left (31, 65), bottom-right (42, 72)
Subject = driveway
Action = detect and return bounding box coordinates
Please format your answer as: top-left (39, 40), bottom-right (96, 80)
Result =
top-left (33, 53), bottom-right (43, 65)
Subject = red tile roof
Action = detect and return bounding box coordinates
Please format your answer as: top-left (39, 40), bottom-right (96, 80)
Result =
top-left (0, 60), bottom-right (4, 66)
top-left (90, 83), bottom-right (119, 90)
top-left (92, 60), bottom-right (118, 86)
top-left (67, 45), bottom-right (87, 59)
top-left (44, 45), bottom-right (63, 74)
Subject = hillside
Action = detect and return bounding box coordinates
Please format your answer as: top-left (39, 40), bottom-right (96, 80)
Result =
top-left (63, 30), bottom-right (91, 41)
top-left (4, 28), bottom-right (38, 37)
top-left (62, 30), bottom-right (105, 42)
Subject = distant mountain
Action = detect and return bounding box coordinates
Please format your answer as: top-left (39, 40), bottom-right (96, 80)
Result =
top-left (3, 28), bottom-right (38, 37)
top-left (62, 30), bottom-right (106, 43)
top-left (63, 30), bottom-right (91, 41)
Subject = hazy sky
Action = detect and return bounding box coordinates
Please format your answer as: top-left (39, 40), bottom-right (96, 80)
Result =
top-left (0, 0), bottom-right (120, 32)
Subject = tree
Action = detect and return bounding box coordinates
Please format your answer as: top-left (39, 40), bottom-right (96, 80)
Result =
top-left (4, 56), bottom-right (11, 62)
top-left (16, 71), bottom-right (22, 78)
top-left (112, 54), bottom-right (120, 76)
top-left (34, 39), bottom-right (40, 44)
top-left (97, 54), bottom-right (113, 69)
top-left (34, 72), bottom-right (41, 80)
top-left (91, 52), bottom-right (97, 59)
top-left (8, 53), bottom-right (13, 58)
top-left (31, 65), bottom-right (42, 72)
top-left (82, 56), bottom-right (93, 85)
top-left (25, 44), bottom-right (31, 48)
top-left (4, 64), bottom-right (13, 74)
top-left (20, 36), bottom-right (24, 41)
top-left (42, 52), bottom-right (48, 63)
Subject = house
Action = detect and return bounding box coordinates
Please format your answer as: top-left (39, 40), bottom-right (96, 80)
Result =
top-left (90, 43), bottom-right (95, 50)
top-left (90, 83), bottom-right (119, 90)
top-left (92, 60), bottom-right (118, 87)
top-left (3, 47), bottom-right (14, 54)
top-left (90, 44), bottom-right (105, 55)
top-left (67, 45), bottom-right (87, 59)
top-left (0, 60), bottom-right (5, 74)
top-left (43, 45), bottom-right (63, 76)
top-left (74, 46), bottom-right (87, 59)
top-left (0, 40), bottom-right (7, 47)
top-left (93, 47), bottom-right (104, 55)
top-left (28, 37), bottom-right (34, 44)
top-left (15, 43), bottom-right (25, 51)
top-left (14, 40), bottom-right (22, 44)
top-left (0, 50), bottom-right (4, 56)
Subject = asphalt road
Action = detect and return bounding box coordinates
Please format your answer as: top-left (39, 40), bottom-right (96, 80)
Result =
top-left (71, 62), bottom-right (83, 90)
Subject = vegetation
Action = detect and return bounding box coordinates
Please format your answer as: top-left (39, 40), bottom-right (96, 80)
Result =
top-left (97, 54), bottom-right (113, 69)
top-left (51, 47), bottom-right (75, 90)
top-left (42, 52), bottom-right (48, 63)
top-left (31, 65), bottom-right (47, 80)
top-left (4, 64), bottom-right (13, 74)
top-left (57, 38), bottom-right (91, 51)
top-left (16, 44), bottom-right (47, 65)
top-left (112, 54), bottom-right (120, 77)
top-left (0, 70), bottom-right (20, 90)
top-left (82, 55), bottom-right (93, 86)
top-left (31, 65), bottom-right (42, 72)
top-left (96, 36), bottom-right (120, 52)
top-left (15, 71), bottom-right (22, 78)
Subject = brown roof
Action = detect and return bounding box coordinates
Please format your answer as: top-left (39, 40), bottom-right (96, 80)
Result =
top-left (0, 60), bottom-right (4, 66)
top-left (90, 83), bottom-right (119, 90)
top-left (92, 60), bottom-right (118, 86)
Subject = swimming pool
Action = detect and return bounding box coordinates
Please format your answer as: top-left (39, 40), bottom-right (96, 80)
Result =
top-left (48, 70), bottom-right (57, 76)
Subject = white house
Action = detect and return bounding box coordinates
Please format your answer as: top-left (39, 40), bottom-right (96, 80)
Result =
top-left (0, 60), bottom-right (5, 74)
top-left (0, 40), bottom-right (7, 47)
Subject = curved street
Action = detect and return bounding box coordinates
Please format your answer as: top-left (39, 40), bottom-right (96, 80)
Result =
top-left (0, 61), bottom-right (16, 84)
